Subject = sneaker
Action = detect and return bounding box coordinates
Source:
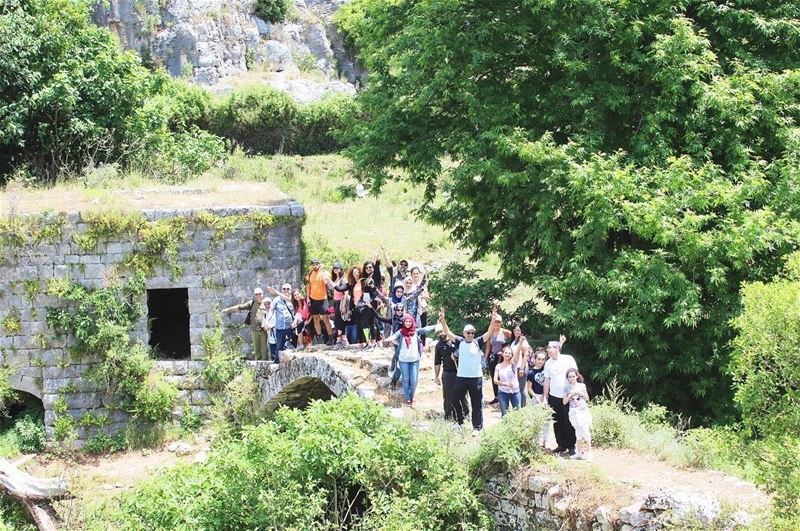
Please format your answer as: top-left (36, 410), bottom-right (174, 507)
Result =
top-left (488, 399), bottom-right (499, 405)
top-left (551, 447), bottom-right (566, 454)
top-left (472, 429), bottom-right (481, 438)
top-left (569, 452), bottom-right (583, 460)
top-left (568, 448), bottom-right (577, 457)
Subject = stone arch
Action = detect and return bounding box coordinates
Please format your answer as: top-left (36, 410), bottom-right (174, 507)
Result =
top-left (9, 373), bottom-right (42, 400)
top-left (255, 355), bottom-right (360, 415)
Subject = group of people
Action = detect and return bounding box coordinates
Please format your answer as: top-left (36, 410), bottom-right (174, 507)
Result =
top-left (222, 252), bottom-right (592, 460)
top-left (222, 247), bottom-right (430, 360)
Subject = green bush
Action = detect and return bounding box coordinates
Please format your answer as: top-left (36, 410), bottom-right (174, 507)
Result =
top-left (731, 252), bottom-right (800, 439)
top-left (13, 414), bottom-right (45, 454)
top-left (590, 401), bottom-right (630, 448)
top-left (295, 94), bottom-right (358, 155)
top-left (201, 324), bottom-right (244, 392)
top-left (210, 85), bottom-right (299, 154)
top-left (109, 395), bottom-right (491, 530)
top-left (133, 372), bottom-right (178, 422)
top-left (208, 86), bottom-right (357, 156)
top-left (0, 496), bottom-right (35, 530)
top-left (208, 372), bottom-right (264, 438)
top-left (470, 406), bottom-right (550, 479)
top-left (758, 436), bottom-right (800, 516)
top-left (253, 0), bottom-right (290, 23)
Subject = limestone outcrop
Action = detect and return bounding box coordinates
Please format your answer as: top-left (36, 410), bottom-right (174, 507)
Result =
top-left (91, 0), bottom-right (364, 98)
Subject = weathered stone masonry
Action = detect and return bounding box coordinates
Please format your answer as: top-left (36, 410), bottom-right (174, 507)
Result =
top-left (0, 202), bottom-right (303, 447)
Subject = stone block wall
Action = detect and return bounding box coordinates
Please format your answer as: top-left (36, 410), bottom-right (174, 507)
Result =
top-left (0, 203), bottom-right (303, 447)
top-left (485, 472), bottom-right (751, 530)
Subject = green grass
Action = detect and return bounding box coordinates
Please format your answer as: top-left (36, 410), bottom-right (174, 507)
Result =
top-left (0, 428), bottom-right (22, 458)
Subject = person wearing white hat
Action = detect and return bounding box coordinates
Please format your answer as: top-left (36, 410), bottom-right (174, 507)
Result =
top-left (222, 287), bottom-right (269, 360)
top-left (541, 335), bottom-right (576, 456)
top-left (439, 308), bottom-right (495, 436)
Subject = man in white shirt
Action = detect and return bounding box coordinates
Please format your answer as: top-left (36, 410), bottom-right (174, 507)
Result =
top-left (541, 339), bottom-right (578, 455)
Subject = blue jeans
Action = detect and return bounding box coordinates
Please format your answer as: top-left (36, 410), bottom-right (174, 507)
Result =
top-left (390, 344), bottom-right (401, 382)
top-left (399, 360), bottom-right (419, 402)
top-left (498, 390), bottom-right (521, 417)
top-left (274, 328), bottom-right (292, 363)
top-left (345, 324), bottom-right (359, 344)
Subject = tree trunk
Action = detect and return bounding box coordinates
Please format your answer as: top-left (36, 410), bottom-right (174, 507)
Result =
top-left (0, 459), bottom-right (69, 531)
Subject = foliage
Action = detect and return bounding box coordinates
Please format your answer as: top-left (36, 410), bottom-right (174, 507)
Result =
top-left (469, 406), bottom-right (550, 480)
top-left (0, 0), bottom-right (226, 184)
top-left (209, 86), bottom-right (356, 156)
top-left (0, 496), bottom-right (35, 531)
top-left (340, 0), bottom-right (800, 421)
top-left (207, 371), bottom-right (263, 438)
top-left (757, 436), bottom-right (800, 518)
top-left (428, 262), bottom-right (512, 333)
top-left (253, 0), bottom-right (290, 24)
top-left (0, 0), bottom-right (150, 183)
top-left (301, 232), bottom-right (361, 273)
top-left (125, 75), bottom-right (226, 182)
top-left (730, 252), bottom-right (800, 439)
top-left (0, 367), bottom-right (14, 417)
top-left (72, 211), bottom-right (147, 251)
top-left (1, 309), bottom-right (20, 334)
top-left (110, 395), bottom-right (491, 530)
top-left (210, 85), bottom-right (298, 154)
top-left (12, 414), bottom-right (46, 453)
top-left (178, 407), bottom-right (203, 432)
top-left (46, 274), bottom-right (177, 423)
top-left (201, 321), bottom-right (244, 392)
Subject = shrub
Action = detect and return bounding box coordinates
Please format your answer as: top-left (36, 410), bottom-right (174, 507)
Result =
top-left (111, 395), bottom-right (491, 530)
top-left (208, 371), bottom-right (264, 438)
top-left (731, 251), bottom-right (800, 439)
top-left (470, 406), bottom-right (550, 479)
top-left (295, 94), bottom-right (359, 155)
top-left (253, 0), bottom-right (290, 23)
top-left (208, 86), bottom-right (358, 156)
top-left (210, 85), bottom-right (299, 154)
top-left (13, 414), bottom-right (46, 453)
top-left (201, 323), bottom-right (244, 392)
top-left (133, 372), bottom-right (178, 422)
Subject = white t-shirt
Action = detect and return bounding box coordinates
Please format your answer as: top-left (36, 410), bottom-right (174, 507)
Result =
top-left (543, 354), bottom-right (578, 398)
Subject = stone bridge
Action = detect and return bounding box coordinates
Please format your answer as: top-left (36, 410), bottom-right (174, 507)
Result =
top-left (246, 347), bottom-right (400, 414)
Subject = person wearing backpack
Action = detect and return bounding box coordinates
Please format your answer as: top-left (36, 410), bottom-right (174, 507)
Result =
top-left (222, 287), bottom-right (269, 361)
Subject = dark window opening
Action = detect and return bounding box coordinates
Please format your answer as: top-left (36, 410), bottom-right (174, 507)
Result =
top-left (148, 288), bottom-right (190, 359)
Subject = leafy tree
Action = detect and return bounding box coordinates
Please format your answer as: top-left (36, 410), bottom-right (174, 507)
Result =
top-left (0, 0), bottom-right (150, 182)
top-left (338, 0), bottom-right (800, 420)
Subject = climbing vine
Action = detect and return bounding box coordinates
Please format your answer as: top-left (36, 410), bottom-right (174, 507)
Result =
top-left (45, 273), bottom-right (177, 424)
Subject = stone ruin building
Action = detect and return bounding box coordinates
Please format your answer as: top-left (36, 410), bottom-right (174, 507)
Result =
top-left (0, 196), bottom-right (304, 448)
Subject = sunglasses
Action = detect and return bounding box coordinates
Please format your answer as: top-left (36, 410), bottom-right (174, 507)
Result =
top-left (282, 288), bottom-right (290, 291)
top-left (464, 331), bottom-right (475, 335)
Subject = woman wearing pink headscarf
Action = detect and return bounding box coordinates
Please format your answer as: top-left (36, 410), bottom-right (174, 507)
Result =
top-left (384, 314), bottom-right (437, 407)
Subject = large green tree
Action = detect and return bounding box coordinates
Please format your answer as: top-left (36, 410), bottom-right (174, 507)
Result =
top-left (337, 0), bottom-right (800, 419)
top-left (0, 0), bottom-right (150, 182)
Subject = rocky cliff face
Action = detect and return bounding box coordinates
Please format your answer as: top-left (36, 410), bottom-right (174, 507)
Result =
top-left (92, 0), bottom-right (364, 99)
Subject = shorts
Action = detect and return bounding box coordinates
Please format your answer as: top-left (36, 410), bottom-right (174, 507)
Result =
top-left (309, 298), bottom-right (328, 315)
top-left (569, 407), bottom-right (593, 441)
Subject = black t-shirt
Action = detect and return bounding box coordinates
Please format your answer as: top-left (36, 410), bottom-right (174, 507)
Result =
top-left (434, 339), bottom-right (458, 373)
top-left (527, 366), bottom-right (545, 395)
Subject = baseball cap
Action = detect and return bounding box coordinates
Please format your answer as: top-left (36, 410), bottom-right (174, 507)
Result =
top-left (253, 287), bottom-right (263, 295)
top-left (333, 261), bottom-right (343, 269)
top-left (311, 257), bottom-right (320, 264)
top-left (547, 340), bottom-right (561, 349)
top-left (399, 259), bottom-right (409, 265)
top-left (434, 324), bottom-right (443, 334)
top-left (463, 324), bottom-right (476, 333)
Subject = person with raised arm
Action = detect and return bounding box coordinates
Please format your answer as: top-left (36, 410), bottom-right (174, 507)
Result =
top-left (305, 258), bottom-right (335, 346)
top-left (439, 307), bottom-right (494, 437)
top-left (221, 287), bottom-right (269, 361)
top-left (265, 283), bottom-right (296, 361)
